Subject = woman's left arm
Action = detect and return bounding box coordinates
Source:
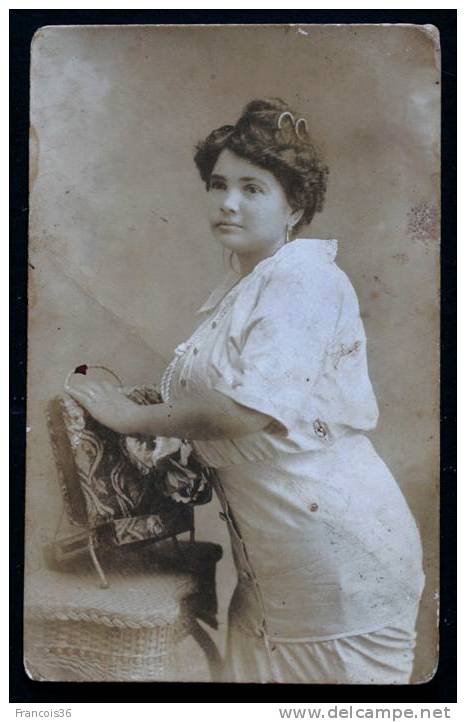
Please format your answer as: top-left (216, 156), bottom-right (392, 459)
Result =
top-left (65, 380), bottom-right (271, 440)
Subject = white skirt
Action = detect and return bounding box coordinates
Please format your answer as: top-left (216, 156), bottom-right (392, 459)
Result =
top-left (223, 617), bottom-right (418, 684)
top-left (214, 436), bottom-right (425, 642)
top-left (212, 435), bottom-right (424, 684)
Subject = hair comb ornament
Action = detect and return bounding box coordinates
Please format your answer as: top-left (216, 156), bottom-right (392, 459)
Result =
top-left (277, 111), bottom-right (296, 130)
top-left (294, 117), bottom-right (309, 140)
top-left (277, 111), bottom-right (309, 142)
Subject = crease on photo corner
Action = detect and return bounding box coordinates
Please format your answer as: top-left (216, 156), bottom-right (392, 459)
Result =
top-left (416, 23), bottom-right (441, 48)
top-left (413, 657), bottom-right (440, 685)
top-left (23, 656), bottom-right (46, 682)
top-left (31, 25), bottom-right (132, 49)
top-left (389, 24), bottom-right (441, 70)
top-left (41, 247), bottom-right (168, 366)
top-left (416, 24), bottom-right (441, 74)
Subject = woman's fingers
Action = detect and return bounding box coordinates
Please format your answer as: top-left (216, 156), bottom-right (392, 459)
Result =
top-left (66, 380), bottom-right (106, 398)
top-left (83, 381), bottom-right (104, 395)
top-left (65, 380), bottom-right (104, 402)
top-left (65, 379), bottom-right (121, 408)
top-left (64, 377), bottom-right (134, 434)
top-left (85, 380), bottom-right (120, 394)
top-left (65, 385), bottom-right (92, 406)
top-left (65, 378), bottom-right (119, 397)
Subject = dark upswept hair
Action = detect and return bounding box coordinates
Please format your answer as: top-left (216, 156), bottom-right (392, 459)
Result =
top-left (193, 98), bottom-right (329, 237)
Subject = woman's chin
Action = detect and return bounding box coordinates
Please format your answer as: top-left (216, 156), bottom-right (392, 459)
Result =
top-left (213, 232), bottom-right (248, 253)
top-left (211, 228), bottom-right (270, 257)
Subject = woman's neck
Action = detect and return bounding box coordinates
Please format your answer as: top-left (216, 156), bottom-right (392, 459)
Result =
top-left (237, 241), bottom-right (285, 277)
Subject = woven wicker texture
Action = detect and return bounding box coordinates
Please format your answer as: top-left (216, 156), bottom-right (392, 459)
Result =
top-left (24, 541), bottom-right (223, 681)
top-left (25, 618), bottom-right (181, 681)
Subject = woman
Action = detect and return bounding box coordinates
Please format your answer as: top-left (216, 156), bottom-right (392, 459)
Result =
top-left (67, 98), bottom-right (425, 684)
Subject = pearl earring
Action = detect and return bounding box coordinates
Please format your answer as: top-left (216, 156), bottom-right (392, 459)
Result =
top-left (285, 225), bottom-right (292, 244)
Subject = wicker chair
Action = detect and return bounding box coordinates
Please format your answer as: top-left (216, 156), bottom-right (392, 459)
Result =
top-left (30, 377), bottom-right (223, 681)
top-left (24, 540), bottom-right (223, 682)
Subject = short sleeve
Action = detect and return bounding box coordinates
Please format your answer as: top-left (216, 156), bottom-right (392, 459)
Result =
top-left (212, 259), bottom-right (342, 436)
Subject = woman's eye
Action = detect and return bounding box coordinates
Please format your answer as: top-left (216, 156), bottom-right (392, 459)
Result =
top-left (244, 184), bottom-right (262, 195)
top-left (209, 180), bottom-right (226, 191)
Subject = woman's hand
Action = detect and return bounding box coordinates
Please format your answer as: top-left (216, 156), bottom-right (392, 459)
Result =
top-left (65, 380), bottom-right (139, 435)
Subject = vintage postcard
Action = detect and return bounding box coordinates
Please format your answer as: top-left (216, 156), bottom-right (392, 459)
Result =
top-left (25, 23), bottom-right (440, 684)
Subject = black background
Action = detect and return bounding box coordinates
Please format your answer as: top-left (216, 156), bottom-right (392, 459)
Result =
top-left (10, 8), bottom-right (457, 705)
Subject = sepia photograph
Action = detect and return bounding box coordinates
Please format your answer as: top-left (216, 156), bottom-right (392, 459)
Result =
top-left (24, 22), bottom-right (441, 685)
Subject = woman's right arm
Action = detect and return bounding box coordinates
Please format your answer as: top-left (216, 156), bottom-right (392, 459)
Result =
top-left (127, 389), bottom-right (274, 439)
top-left (66, 381), bottom-right (273, 440)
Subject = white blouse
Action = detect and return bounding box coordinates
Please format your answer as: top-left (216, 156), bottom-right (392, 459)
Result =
top-left (161, 237), bottom-right (379, 467)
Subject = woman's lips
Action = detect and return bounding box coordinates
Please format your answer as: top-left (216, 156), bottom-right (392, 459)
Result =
top-left (215, 222), bottom-right (243, 229)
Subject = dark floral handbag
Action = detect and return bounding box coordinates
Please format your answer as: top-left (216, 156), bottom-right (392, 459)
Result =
top-left (45, 365), bottom-right (213, 587)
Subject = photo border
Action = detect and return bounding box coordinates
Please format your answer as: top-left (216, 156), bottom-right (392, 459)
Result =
top-left (10, 7), bottom-right (457, 704)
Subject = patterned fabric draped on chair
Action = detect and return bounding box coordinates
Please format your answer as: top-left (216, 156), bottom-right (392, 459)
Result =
top-left (46, 382), bottom-right (213, 586)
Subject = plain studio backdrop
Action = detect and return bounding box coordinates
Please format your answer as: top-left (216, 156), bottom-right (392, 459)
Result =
top-left (27, 24), bottom-right (440, 683)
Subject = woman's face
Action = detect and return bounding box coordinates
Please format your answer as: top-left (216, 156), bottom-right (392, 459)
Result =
top-left (207, 149), bottom-right (301, 259)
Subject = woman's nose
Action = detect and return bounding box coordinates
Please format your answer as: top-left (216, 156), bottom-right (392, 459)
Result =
top-left (221, 188), bottom-right (241, 213)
